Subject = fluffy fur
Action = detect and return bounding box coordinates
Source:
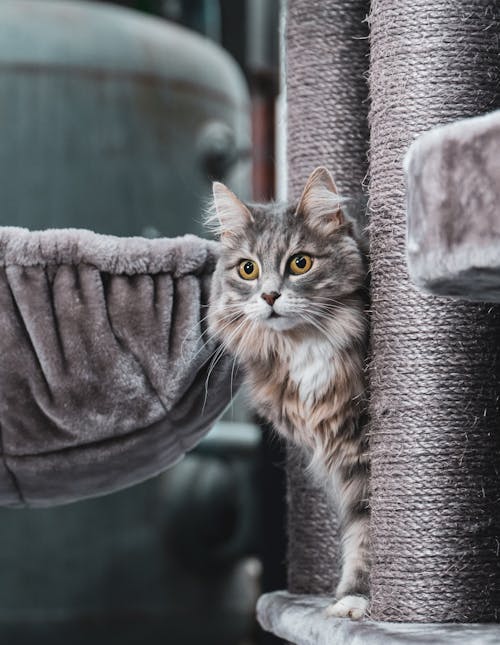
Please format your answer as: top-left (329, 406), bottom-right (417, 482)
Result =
top-left (207, 167), bottom-right (370, 619)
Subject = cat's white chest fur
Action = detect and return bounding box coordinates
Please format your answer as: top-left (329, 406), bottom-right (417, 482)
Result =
top-left (288, 337), bottom-right (335, 406)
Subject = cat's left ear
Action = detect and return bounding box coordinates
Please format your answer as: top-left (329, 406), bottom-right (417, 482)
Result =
top-left (296, 167), bottom-right (346, 233)
top-left (212, 182), bottom-right (254, 243)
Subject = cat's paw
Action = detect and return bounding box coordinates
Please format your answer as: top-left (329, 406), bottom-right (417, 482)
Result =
top-left (325, 595), bottom-right (368, 620)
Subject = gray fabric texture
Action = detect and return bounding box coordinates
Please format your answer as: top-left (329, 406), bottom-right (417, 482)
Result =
top-left (257, 592), bottom-right (500, 645)
top-left (284, 0), bottom-right (370, 596)
top-left (0, 227), bottom-right (235, 507)
top-left (405, 109), bottom-right (500, 301)
top-left (369, 0), bottom-right (500, 622)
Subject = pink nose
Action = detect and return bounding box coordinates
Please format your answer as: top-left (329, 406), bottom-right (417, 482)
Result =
top-left (261, 291), bottom-right (281, 306)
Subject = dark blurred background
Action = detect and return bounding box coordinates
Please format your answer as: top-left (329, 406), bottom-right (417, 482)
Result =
top-left (0, 1), bottom-right (284, 643)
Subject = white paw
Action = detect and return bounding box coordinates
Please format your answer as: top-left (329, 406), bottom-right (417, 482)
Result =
top-left (325, 595), bottom-right (368, 620)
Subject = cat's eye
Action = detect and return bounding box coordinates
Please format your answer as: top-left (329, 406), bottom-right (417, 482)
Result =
top-left (238, 259), bottom-right (259, 280)
top-left (288, 254), bottom-right (313, 275)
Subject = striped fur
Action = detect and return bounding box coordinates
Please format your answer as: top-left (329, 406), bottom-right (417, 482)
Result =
top-left (208, 168), bottom-right (370, 619)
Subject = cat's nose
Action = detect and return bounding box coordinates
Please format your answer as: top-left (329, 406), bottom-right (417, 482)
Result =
top-left (261, 291), bottom-right (281, 306)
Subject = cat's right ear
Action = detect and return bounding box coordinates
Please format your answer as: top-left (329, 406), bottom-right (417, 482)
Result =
top-left (211, 182), bottom-right (254, 243)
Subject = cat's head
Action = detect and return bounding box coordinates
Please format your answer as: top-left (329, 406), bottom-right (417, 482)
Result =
top-left (207, 167), bottom-right (367, 359)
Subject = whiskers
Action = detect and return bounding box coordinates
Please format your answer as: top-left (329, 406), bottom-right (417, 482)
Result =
top-left (290, 297), bottom-right (355, 351)
top-left (180, 303), bottom-right (243, 364)
top-left (311, 295), bottom-right (348, 311)
top-left (202, 315), bottom-right (250, 414)
top-left (178, 301), bottom-right (249, 414)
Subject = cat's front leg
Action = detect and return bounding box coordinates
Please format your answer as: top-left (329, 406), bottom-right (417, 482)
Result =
top-left (326, 511), bottom-right (370, 619)
top-left (324, 457), bottom-right (370, 620)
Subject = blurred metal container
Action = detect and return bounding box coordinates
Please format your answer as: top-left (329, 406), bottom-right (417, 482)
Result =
top-left (0, 0), bottom-right (251, 236)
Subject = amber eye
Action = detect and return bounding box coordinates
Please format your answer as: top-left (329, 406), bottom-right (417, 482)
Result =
top-left (238, 259), bottom-right (259, 280)
top-left (289, 254), bottom-right (313, 275)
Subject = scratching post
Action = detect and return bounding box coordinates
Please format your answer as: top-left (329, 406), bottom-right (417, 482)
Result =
top-left (369, 0), bottom-right (500, 622)
top-left (285, 0), bottom-right (370, 595)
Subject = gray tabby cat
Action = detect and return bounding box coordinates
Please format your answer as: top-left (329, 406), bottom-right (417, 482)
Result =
top-left (207, 167), bottom-right (370, 619)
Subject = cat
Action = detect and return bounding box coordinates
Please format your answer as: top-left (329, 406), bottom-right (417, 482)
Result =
top-left (206, 167), bottom-right (370, 620)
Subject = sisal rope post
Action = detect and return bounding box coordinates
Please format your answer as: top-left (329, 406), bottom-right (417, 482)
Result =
top-left (285, 0), bottom-right (370, 595)
top-left (369, 0), bottom-right (500, 622)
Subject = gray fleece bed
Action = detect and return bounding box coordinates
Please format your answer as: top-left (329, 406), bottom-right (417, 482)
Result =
top-left (0, 227), bottom-right (235, 507)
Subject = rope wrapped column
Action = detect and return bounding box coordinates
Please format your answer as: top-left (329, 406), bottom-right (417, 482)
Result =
top-left (285, 0), bottom-right (369, 595)
top-left (369, 0), bottom-right (500, 622)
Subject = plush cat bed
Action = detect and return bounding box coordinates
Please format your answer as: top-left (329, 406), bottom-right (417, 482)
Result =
top-left (0, 227), bottom-right (235, 507)
top-left (405, 109), bottom-right (500, 301)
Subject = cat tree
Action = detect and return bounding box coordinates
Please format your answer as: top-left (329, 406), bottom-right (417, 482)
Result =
top-left (258, 0), bottom-right (500, 641)
top-left (2, 0), bottom-right (500, 640)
